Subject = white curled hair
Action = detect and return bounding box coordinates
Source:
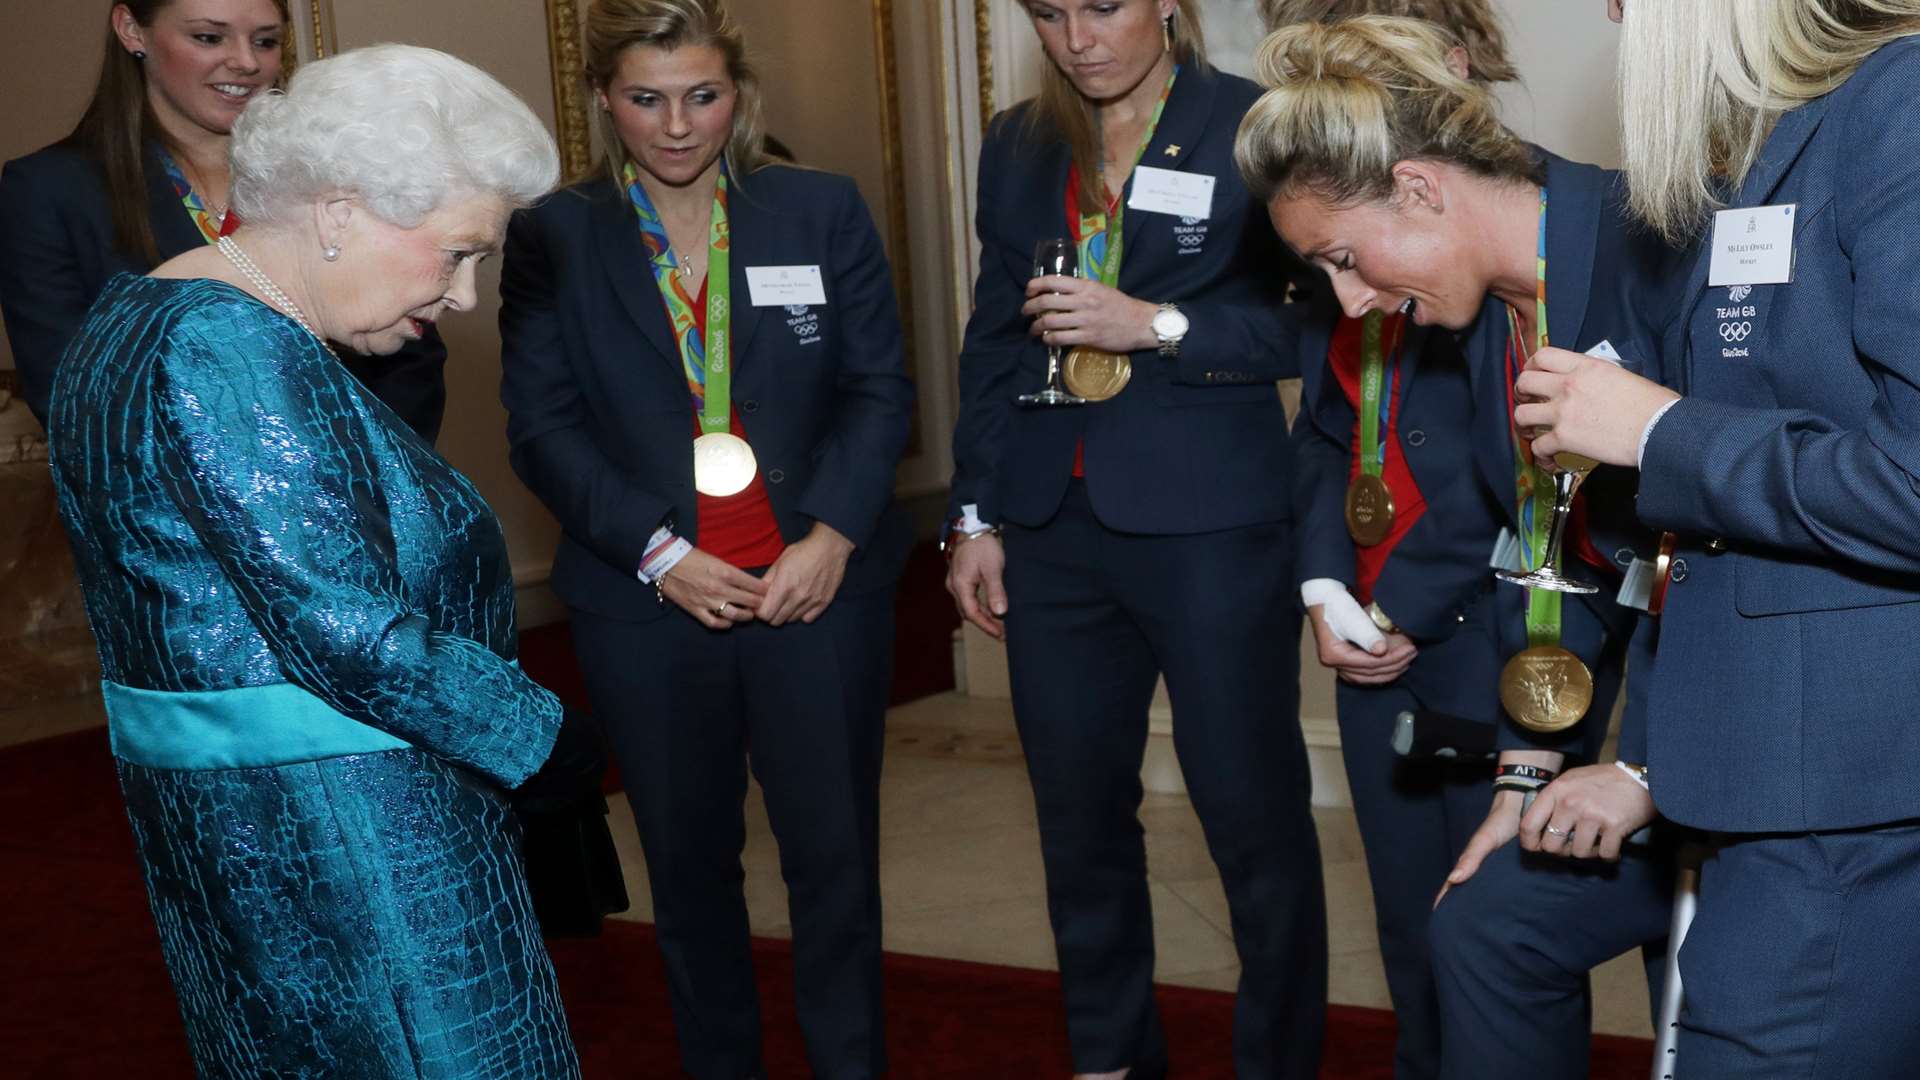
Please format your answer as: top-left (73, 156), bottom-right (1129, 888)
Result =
top-left (229, 43), bottom-right (560, 228)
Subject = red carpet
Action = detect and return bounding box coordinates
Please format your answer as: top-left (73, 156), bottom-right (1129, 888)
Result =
top-left (0, 729), bottom-right (1655, 1079)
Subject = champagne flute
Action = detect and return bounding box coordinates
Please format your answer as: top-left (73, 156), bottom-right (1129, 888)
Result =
top-left (1496, 454), bottom-right (1601, 594)
top-left (1016, 238), bottom-right (1087, 406)
top-left (1495, 343), bottom-right (1639, 594)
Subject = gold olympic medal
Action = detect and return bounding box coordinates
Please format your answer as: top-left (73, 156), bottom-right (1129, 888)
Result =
top-left (692, 432), bottom-right (759, 497)
top-left (1498, 645), bottom-right (1594, 734)
top-left (1062, 346), bottom-right (1133, 402)
top-left (1344, 474), bottom-right (1395, 547)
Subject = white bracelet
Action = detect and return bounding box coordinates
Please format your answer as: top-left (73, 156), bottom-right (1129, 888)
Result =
top-left (1636, 398), bottom-right (1682, 470)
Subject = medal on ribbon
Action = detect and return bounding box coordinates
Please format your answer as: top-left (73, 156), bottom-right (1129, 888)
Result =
top-left (623, 161), bottom-right (755, 497)
top-left (1061, 67), bottom-right (1178, 402)
top-left (1344, 310), bottom-right (1399, 547)
top-left (1494, 188), bottom-right (1594, 734)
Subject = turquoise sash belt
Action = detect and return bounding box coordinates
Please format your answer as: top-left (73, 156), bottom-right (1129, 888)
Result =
top-left (104, 679), bottom-right (411, 771)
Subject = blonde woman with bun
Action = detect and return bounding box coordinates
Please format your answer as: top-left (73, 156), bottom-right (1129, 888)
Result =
top-left (1238, 15), bottom-right (1681, 1077)
top-left (1515, 2), bottom-right (1920, 1073)
top-left (1252, 11), bottom-right (1560, 1080)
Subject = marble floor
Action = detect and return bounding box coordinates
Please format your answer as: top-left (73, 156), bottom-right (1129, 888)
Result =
top-left (0, 688), bottom-right (1655, 1040)
top-left (601, 691), bottom-right (1658, 1040)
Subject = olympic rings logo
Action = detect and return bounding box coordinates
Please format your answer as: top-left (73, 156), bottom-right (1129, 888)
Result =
top-left (1176, 233), bottom-right (1204, 248)
top-left (1720, 321), bottom-right (1752, 342)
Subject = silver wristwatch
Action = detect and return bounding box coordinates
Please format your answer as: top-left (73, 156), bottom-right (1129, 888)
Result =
top-left (1151, 303), bottom-right (1190, 358)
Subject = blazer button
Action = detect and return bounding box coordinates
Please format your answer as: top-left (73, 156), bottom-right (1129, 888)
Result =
top-left (1705, 537), bottom-right (1727, 553)
top-left (767, 468), bottom-right (786, 484)
top-left (742, 399), bottom-right (759, 414)
top-left (1668, 557), bottom-right (1689, 584)
top-left (1405, 429), bottom-right (1426, 447)
top-left (1614, 547), bottom-right (1636, 567)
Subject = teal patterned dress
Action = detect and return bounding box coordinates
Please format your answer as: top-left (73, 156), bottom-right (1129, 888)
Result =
top-left (47, 274), bottom-right (580, 1078)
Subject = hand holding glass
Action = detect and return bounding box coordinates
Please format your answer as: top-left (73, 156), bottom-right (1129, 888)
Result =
top-left (1496, 348), bottom-right (1637, 595)
top-left (1017, 238), bottom-right (1087, 407)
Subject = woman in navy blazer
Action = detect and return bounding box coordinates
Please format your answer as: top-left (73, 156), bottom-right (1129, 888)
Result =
top-left (498, 2), bottom-right (912, 1077)
top-left (1520, 1), bottom-right (1920, 1073)
top-left (0, 0), bottom-right (446, 440)
top-left (945, 2), bottom-right (1325, 1076)
top-left (1241, 18), bottom-right (1677, 1076)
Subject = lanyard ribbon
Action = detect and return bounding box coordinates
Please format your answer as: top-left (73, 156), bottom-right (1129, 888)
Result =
top-left (622, 160), bottom-right (733, 434)
top-left (1357, 311), bottom-right (1402, 479)
top-left (158, 148), bottom-right (235, 244)
top-left (1067, 66), bottom-right (1178, 287)
top-left (1505, 188), bottom-right (1561, 648)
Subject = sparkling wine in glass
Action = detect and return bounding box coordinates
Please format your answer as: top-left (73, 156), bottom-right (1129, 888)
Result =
top-left (1017, 238), bottom-right (1087, 407)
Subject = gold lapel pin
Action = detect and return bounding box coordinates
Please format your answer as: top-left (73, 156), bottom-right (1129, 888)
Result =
top-left (1164, 144), bottom-right (1181, 157)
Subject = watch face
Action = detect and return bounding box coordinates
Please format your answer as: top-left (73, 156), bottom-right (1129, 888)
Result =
top-left (1153, 308), bottom-right (1190, 339)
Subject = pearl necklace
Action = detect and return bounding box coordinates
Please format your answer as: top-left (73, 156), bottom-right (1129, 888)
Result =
top-left (216, 236), bottom-right (336, 356)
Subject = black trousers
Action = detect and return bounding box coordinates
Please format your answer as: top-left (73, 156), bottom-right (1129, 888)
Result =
top-left (1333, 681), bottom-right (1488, 1080)
top-left (1002, 482), bottom-right (1327, 1078)
top-left (571, 584), bottom-right (893, 1080)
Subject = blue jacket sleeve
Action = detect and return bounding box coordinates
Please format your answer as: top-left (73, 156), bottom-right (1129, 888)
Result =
top-left (794, 180), bottom-right (915, 548)
top-left (948, 125), bottom-right (1029, 525)
top-left (0, 154), bottom-right (96, 427)
top-left (1639, 59), bottom-right (1920, 573)
top-left (1167, 214), bottom-right (1306, 386)
top-left (498, 203), bottom-right (677, 574)
top-left (152, 305), bottom-right (561, 788)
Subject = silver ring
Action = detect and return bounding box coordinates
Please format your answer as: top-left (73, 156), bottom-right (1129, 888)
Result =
top-left (713, 602), bottom-right (730, 617)
top-left (1545, 824), bottom-right (1570, 839)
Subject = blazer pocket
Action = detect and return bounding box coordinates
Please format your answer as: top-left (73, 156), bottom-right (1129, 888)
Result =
top-left (1733, 552), bottom-right (1920, 616)
top-left (1157, 381), bottom-right (1284, 407)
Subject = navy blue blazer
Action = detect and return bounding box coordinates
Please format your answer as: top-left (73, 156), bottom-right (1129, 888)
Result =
top-left (0, 142), bottom-right (448, 439)
top-left (1464, 151), bottom-right (1678, 755)
top-left (1637, 38), bottom-right (1920, 832)
top-left (498, 165), bottom-right (915, 624)
top-left (948, 67), bottom-right (1308, 534)
top-left (1292, 292), bottom-right (1512, 728)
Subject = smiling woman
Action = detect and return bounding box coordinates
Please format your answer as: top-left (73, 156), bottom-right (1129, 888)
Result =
top-left (0, 0), bottom-right (454, 443)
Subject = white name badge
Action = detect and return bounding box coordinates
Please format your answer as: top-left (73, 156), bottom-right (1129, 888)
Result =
top-left (1586, 339), bottom-right (1623, 365)
top-left (1707, 204), bottom-right (1796, 287)
top-left (1127, 166), bottom-right (1215, 220)
top-left (745, 265), bottom-right (828, 307)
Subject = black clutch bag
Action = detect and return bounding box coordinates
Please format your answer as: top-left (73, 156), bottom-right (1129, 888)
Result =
top-left (513, 708), bottom-right (631, 937)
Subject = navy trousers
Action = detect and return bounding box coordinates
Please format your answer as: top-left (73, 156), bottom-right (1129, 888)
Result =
top-left (570, 584), bottom-right (894, 1080)
top-left (1428, 836), bottom-right (1673, 1079)
top-left (1002, 482), bottom-right (1327, 1078)
top-left (1674, 822), bottom-right (1920, 1077)
top-left (1334, 681), bottom-right (1489, 1080)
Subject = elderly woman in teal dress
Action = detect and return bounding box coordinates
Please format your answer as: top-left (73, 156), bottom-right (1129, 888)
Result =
top-left (45, 45), bottom-right (580, 1077)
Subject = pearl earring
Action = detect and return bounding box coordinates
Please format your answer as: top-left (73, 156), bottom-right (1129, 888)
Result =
top-left (323, 246), bottom-right (340, 262)
top-left (132, 50), bottom-right (147, 60)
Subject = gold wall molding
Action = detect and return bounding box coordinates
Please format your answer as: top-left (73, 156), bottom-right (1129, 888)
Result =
top-left (975, 0), bottom-right (994, 130)
top-left (546, 0), bottom-right (594, 185)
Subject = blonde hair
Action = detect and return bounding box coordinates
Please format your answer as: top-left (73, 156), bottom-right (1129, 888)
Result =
top-left (1260, 0), bottom-right (1516, 83)
top-left (1618, 0), bottom-right (1920, 242)
top-left (1233, 15), bottom-right (1536, 206)
top-left (1022, 0), bottom-right (1210, 214)
top-left (583, 0), bottom-right (775, 182)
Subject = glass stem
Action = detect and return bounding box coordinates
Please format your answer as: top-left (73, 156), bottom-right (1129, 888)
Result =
top-left (1542, 470), bottom-right (1580, 572)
